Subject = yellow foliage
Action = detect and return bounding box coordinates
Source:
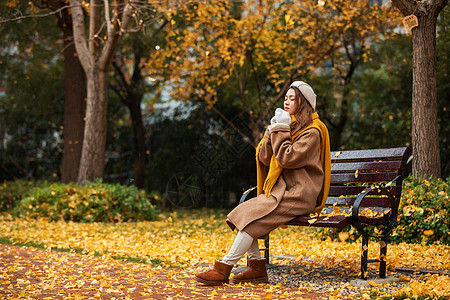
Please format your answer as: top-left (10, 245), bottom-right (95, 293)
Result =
top-left (6, 0), bottom-right (18, 7)
top-left (147, 0), bottom-right (398, 122)
top-left (1, 208), bottom-right (449, 298)
top-left (423, 229), bottom-right (434, 236)
top-left (393, 274), bottom-right (450, 298)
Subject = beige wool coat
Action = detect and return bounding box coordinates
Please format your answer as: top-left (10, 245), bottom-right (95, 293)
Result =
top-left (226, 125), bottom-right (324, 239)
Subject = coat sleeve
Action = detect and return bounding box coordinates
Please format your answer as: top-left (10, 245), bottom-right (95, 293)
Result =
top-left (270, 127), bottom-right (321, 169)
top-left (258, 129), bottom-right (273, 166)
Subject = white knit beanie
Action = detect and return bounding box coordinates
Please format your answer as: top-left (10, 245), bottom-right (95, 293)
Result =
top-left (289, 81), bottom-right (316, 110)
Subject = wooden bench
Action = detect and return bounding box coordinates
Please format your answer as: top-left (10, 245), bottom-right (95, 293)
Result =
top-left (240, 147), bottom-right (412, 280)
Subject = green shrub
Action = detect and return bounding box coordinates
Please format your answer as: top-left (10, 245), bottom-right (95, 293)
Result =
top-left (13, 180), bottom-right (161, 222)
top-left (0, 180), bottom-right (46, 211)
top-left (390, 176), bottom-right (449, 245)
top-left (317, 176), bottom-right (449, 245)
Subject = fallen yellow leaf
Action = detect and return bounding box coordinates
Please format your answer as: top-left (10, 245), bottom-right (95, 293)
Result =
top-left (308, 218), bottom-right (317, 225)
top-left (338, 232), bottom-right (349, 242)
top-left (367, 280), bottom-right (379, 287)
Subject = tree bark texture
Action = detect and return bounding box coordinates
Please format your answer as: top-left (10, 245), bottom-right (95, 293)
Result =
top-left (37, 0), bottom-right (87, 182)
top-left (69, 0), bottom-right (135, 184)
top-left (77, 68), bottom-right (108, 181)
top-left (60, 32), bottom-right (87, 183)
top-left (393, 0), bottom-right (448, 178)
top-left (411, 14), bottom-right (441, 178)
top-left (55, 6), bottom-right (87, 183)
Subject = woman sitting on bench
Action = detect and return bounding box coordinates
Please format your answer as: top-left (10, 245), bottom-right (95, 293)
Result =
top-left (195, 81), bottom-right (331, 286)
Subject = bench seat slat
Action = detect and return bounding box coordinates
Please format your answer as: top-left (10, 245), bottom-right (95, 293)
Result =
top-left (321, 207), bottom-right (391, 215)
top-left (285, 215), bottom-right (351, 229)
top-left (285, 213), bottom-right (391, 228)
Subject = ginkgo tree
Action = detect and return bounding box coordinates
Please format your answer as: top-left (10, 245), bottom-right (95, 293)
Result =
top-left (151, 0), bottom-right (399, 147)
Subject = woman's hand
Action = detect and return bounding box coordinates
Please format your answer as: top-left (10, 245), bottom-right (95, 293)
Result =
top-left (268, 108), bottom-right (291, 132)
top-left (274, 108), bottom-right (291, 125)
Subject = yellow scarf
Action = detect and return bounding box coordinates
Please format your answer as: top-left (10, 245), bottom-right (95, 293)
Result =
top-left (255, 112), bottom-right (331, 214)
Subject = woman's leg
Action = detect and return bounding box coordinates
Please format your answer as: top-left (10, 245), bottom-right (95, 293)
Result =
top-left (246, 238), bottom-right (262, 260)
top-left (195, 230), bottom-right (256, 285)
top-left (222, 230), bottom-right (256, 265)
top-left (228, 235), bottom-right (268, 284)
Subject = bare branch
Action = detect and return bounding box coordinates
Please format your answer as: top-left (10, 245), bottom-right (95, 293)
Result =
top-left (89, 0), bottom-right (102, 57)
top-left (99, 0), bottom-right (135, 69)
top-left (69, 0), bottom-right (91, 71)
top-left (104, 0), bottom-right (112, 36)
top-left (0, 4), bottom-right (72, 24)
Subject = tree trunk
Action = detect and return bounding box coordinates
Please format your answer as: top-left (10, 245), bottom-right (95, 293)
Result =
top-left (77, 68), bottom-right (108, 183)
top-left (392, 0), bottom-right (448, 178)
top-left (60, 31), bottom-right (86, 183)
top-left (69, 0), bottom-right (135, 184)
top-left (411, 14), bottom-right (441, 178)
top-left (329, 97), bottom-right (349, 151)
top-left (111, 52), bottom-right (148, 188)
top-left (40, 0), bottom-right (87, 182)
top-left (128, 98), bottom-right (147, 188)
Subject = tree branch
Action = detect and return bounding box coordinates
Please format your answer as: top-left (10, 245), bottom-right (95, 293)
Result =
top-left (69, 0), bottom-right (91, 71)
top-left (103, 0), bottom-right (112, 36)
top-left (0, 4), bottom-right (72, 23)
top-left (100, 0), bottom-right (135, 69)
top-left (392, 0), bottom-right (420, 16)
top-left (89, 0), bottom-right (102, 57)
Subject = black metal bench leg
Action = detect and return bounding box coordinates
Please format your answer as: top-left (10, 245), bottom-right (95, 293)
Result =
top-left (251, 237), bottom-right (270, 266)
top-left (361, 235), bottom-right (369, 280)
top-left (264, 237), bottom-right (270, 264)
top-left (380, 237), bottom-right (388, 278)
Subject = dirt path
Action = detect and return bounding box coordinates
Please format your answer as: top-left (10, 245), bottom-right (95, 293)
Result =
top-left (0, 244), bottom-right (362, 299)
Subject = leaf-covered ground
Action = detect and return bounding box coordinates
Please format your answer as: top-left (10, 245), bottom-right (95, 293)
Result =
top-left (0, 209), bottom-right (449, 299)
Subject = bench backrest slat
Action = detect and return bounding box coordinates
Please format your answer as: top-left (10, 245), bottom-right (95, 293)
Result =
top-left (326, 196), bottom-right (392, 207)
top-left (328, 185), bottom-right (403, 198)
top-left (323, 147), bottom-right (411, 211)
top-left (331, 161), bottom-right (406, 173)
top-left (331, 147), bottom-right (410, 162)
top-left (330, 171), bottom-right (400, 184)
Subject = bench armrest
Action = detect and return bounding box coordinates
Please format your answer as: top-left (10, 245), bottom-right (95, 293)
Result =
top-left (351, 185), bottom-right (399, 239)
top-left (239, 187), bottom-right (257, 204)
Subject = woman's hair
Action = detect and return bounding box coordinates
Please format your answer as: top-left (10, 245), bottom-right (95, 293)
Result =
top-left (290, 86), bottom-right (314, 136)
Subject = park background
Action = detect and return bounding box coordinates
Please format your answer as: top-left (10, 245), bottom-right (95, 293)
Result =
top-left (0, 0), bottom-right (449, 299)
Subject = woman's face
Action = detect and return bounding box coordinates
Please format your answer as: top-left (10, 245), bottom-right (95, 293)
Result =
top-left (284, 88), bottom-right (298, 115)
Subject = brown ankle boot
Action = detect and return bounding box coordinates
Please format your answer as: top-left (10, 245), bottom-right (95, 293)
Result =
top-left (195, 261), bottom-right (233, 285)
top-left (230, 258), bottom-right (268, 284)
